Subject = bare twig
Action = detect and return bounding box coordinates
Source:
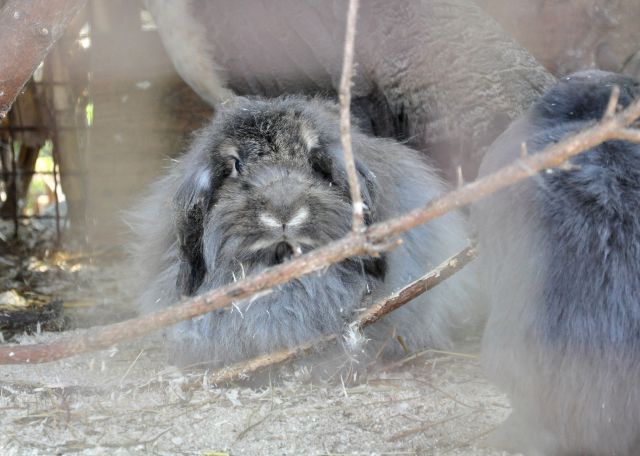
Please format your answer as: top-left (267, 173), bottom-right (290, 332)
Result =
top-left (356, 245), bottom-right (477, 328)
top-left (338, 0), bottom-right (364, 231)
top-left (210, 334), bottom-right (337, 384)
top-left (1, 98), bottom-right (640, 365)
top-left (388, 412), bottom-right (471, 442)
top-left (206, 245), bottom-right (477, 384)
top-left (603, 85), bottom-right (621, 119)
top-left (614, 128), bottom-right (640, 143)
top-left (0, 0), bottom-right (87, 117)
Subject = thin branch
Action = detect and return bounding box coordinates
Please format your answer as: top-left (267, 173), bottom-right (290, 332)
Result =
top-left (614, 128), bottom-right (640, 143)
top-left (206, 245), bottom-right (477, 384)
top-left (603, 85), bottom-right (621, 119)
top-left (1, 98), bottom-right (640, 365)
top-left (209, 334), bottom-right (337, 384)
top-left (355, 245), bottom-right (477, 328)
top-left (0, 0), bottom-right (87, 117)
top-left (388, 412), bottom-right (471, 442)
top-left (338, 0), bottom-right (364, 232)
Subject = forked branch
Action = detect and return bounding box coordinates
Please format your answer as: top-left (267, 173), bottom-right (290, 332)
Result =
top-left (205, 245), bottom-right (477, 384)
top-left (1, 95), bottom-right (639, 365)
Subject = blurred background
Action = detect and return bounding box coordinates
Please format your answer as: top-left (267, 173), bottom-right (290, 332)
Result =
top-left (0, 0), bottom-right (211, 249)
top-left (2, 0), bottom-right (639, 250)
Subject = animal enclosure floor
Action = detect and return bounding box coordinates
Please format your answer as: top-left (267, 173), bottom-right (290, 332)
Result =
top-left (1, 334), bottom-right (515, 456)
top-left (0, 232), bottom-right (516, 455)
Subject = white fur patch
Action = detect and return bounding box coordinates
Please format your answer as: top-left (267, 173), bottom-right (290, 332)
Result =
top-left (196, 168), bottom-right (210, 190)
top-left (343, 325), bottom-right (368, 352)
top-left (259, 207), bottom-right (309, 230)
top-left (287, 207), bottom-right (309, 227)
top-left (300, 125), bottom-right (319, 151)
top-left (259, 213), bottom-right (281, 229)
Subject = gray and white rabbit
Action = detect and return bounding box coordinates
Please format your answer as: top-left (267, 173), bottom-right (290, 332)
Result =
top-left (472, 71), bottom-right (640, 455)
top-left (130, 95), bottom-right (477, 374)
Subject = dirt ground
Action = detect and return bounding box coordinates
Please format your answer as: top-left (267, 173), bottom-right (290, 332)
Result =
top-left (0, 340), bottom-right (513, 456)
top-left (0, 224), bottom-right (515, 456)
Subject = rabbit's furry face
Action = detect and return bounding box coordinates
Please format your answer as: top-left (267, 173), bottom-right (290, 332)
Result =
top-left (174, 97), bottom-right (383, 298)
top-left (130, 95), bottom-right (477, 373)
top-left (206, 166), bottom-right (350, 269)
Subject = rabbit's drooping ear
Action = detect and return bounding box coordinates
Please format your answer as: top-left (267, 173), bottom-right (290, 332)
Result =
top-left (314, 145), bottom-right (379, 225)
top-left (174, 165), bottom-right (215, 296)
top-left (351, 159), bottom-right (386, 278)
top-left (312, 144), bottom-right (386, 280)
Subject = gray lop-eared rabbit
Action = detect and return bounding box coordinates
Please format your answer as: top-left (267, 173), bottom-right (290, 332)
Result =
top-left (473, 71), bottom-right (640, 456)
top-left (130, 95), bottom-right (476, 374)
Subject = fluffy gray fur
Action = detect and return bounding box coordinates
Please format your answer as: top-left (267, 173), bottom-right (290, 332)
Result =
top-left (472, 70), bottom-right (640, 456)
top-left (129, 95), bottom-right (476, 374)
